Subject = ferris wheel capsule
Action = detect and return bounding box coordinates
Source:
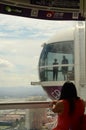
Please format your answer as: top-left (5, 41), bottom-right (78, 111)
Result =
top-left (38, 27), bottom-right (82, 100)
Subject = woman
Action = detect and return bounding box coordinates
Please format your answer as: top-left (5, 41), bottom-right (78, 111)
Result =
top-left (50, 81), bottom-right (85, 130)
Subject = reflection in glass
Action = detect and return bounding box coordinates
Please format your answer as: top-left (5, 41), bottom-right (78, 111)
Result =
top-left (53, 59), bottom-right (59, 81)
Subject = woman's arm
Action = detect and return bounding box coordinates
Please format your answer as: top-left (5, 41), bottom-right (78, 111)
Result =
top-left (50, 100), bottom-right (64, 114)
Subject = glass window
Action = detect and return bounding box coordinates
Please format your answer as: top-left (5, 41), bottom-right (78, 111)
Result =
top-left (39, 41), bottom-right (74, 81)
top-left (0, 107), bottom-right (56, 130)
top-left (30, 0), bottom-right (80, 9)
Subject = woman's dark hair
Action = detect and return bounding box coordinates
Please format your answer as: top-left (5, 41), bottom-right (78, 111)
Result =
top-left (59, 81), bottom-right (79, 115)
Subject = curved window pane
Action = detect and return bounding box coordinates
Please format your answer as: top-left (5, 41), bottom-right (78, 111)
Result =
top-left (39, 41), bottom-right (74, 81)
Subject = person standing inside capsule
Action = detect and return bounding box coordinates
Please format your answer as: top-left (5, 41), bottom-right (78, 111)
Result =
top-left (53, 59), bottom-right (59, 81)
top-left (61, 55), bottom-right (69, 80)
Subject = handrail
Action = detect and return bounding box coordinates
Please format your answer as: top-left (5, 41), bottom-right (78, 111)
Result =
top-left (39, 64), bottom-right (74, 69)
top-left (0, 101), bottom-right (51, 110)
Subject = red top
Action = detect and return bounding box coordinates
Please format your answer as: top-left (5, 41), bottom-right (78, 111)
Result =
top-left (54, 99), bottom-right (85, 130)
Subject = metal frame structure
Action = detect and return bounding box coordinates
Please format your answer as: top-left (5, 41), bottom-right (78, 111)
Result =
top-left (0, 0), bottom-right (85, 20)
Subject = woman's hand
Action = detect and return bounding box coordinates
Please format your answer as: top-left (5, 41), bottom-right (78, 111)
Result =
top-left (50, 100), bottom-right (64, 114)
top-left (49, 100), bottom-right (57, 107)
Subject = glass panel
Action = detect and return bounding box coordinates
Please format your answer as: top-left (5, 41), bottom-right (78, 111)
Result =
top-left (0, 103), bottom-right (85, 130)
top-left (0, 14), bottom-right (85, 102)
top-left (39, 41), bottom-right (74, 81)
top-left (30, 0), bottom-right (80, 9)
top-left (0, 108), bottom-right (56, 130)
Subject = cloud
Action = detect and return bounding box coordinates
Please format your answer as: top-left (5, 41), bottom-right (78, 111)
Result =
top-left (0, 38), bottom-right (41, 87)
top-left (0, 14), bottom-right (74, 40)
top-left (0, 14), bottom-right (75, 87)
top-left (0, 57), bottom-right (14, 69)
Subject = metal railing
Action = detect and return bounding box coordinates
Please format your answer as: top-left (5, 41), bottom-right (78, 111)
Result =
top-left (0, 101), bottom-right (51, 110)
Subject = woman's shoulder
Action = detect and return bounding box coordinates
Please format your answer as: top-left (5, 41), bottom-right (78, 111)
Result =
top-left (75, 98), bottom-right (85, 109)
top-left (76, 98), bottom-right (85, 103)
top-left (79, 98), bottom-right (85, 106)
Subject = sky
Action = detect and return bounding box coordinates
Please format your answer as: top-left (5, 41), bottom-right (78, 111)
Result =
top-left (0, 13), bottom-right (75, 87)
